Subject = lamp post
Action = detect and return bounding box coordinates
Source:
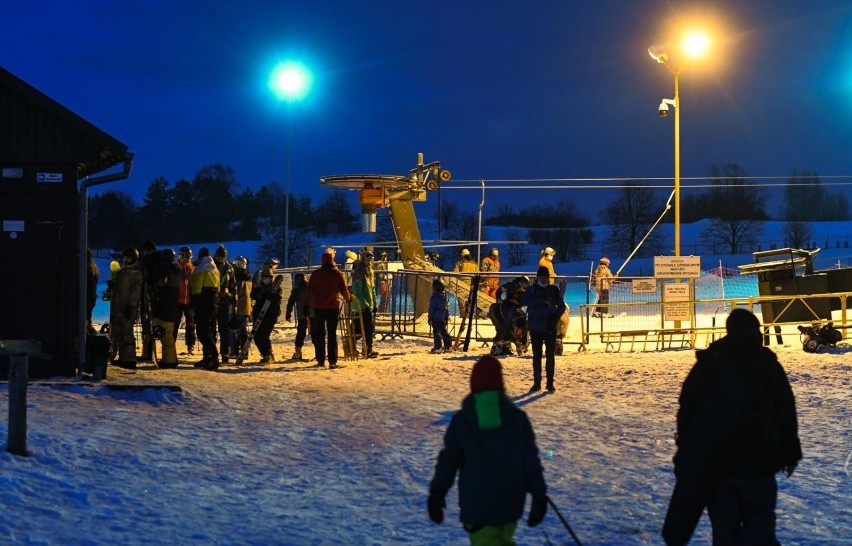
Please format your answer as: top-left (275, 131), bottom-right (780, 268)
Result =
top-left (649, 33), bottom-right (708, 257)
top-left (269, 61), bottom-right (312, 268)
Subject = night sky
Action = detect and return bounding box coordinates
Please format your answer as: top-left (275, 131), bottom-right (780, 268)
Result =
top-left (3, 0), bottom-right (851, 221)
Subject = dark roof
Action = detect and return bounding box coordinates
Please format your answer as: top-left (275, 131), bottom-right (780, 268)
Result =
top-left (0, 66), bottom-right (129, 178)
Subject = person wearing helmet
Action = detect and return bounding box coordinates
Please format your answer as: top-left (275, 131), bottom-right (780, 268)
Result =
top-left (109, 247), bottom-right (143, 369)
top-left (251, 257), bottom-right (280, 299)
top-left (454, 249), bottom-right (479, 319)
top-left (190, 247), bottom-right (221, 370)
top-left (229, 256), bottom-right (253, 359)
top-left (212, 245), bottom-right (235, 362)
top-left (175, 246), bottom-right (197, 356)
top-left (538, 247), bottom-right (557, 285)
top-left (253, 266), bottom-right (283, 365)
top-left (481, 248), bottom-right (501, 299)
top-left (344, 250), bottom-right (359, 272)
top-left (428, 278), bottom-right (452, 353)
top-left (593, 257), bottom-right (615, 318)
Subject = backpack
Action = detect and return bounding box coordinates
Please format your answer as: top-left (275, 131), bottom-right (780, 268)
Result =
top-left (799, 322), bottom-right (842, 353)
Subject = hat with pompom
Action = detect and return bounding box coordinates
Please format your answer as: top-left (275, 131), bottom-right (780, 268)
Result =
top-left (470, 355), bottom-right (504, 393)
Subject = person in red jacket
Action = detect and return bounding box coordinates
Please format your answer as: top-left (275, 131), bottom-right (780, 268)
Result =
top-left (306, 252), bottom-right (351, 369)
top-left (174, 246), bottom-right (196, 355)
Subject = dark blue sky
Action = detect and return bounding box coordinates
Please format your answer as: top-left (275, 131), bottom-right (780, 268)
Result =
top-left (3, 1), bottom-right (851, 222)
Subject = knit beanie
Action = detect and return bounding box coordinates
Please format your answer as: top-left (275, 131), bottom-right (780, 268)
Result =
top-left (214, 244), bottom-right (227, 259)
top-left (321, 252), bottom-right (334, 265)
top-left (198, 247), bottom-right (210, 258)
top-left (142, 240), bottom-right (157, 252)
top-left (470, 355), bottom-right (504, 393)
top-left (536, 265), bottom-right (550, 277)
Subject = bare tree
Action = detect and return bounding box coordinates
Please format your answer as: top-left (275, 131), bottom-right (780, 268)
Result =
top-left (436, 199), bottom-right (460, 239)
top-left (699, 164), bottom-right (766, 254)
top-left (782, 221), bottom-right (814, 249)
top-left (601, 182), bottom-right (664, 258)
top-left (504, 227), bottom-right (529, 266)
top-left (783, 171), bottom-right (849, 221)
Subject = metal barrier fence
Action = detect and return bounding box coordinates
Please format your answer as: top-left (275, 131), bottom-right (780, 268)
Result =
top-left (273, 267), bottom-right (850, 352)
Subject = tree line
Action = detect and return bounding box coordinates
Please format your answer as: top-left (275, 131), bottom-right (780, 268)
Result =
top-left (89, 163), bottom-right (849, 266)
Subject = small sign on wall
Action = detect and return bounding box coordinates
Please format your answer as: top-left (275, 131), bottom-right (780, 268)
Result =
top-left (663, 282), bottom-right (691, 321)
top-left (631, 278), bottom-right (657, 294)
top-left (37, 172), bottom-right (63, 183)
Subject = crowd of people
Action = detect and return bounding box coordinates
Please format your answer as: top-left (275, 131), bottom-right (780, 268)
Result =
top-left (94, 242), bottom-right (803, 544)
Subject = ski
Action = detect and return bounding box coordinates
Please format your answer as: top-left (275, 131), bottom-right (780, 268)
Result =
top-left (235, 275), bottom-right (284, 366)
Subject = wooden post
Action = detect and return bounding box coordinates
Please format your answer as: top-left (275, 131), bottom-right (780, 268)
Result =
top-left (1, 340), bottom-right (44, 457)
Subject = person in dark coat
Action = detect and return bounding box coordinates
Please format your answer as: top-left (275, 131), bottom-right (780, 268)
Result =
top-left (427, 278), bottom-right (452, 353)
top-left (151, 249), bottom-right (181, 368)
top-left (190, 247), bottom-right (220, 371)
top-left (663, 308), bottom-right (802, 546)
top-left (252, 265), bottom-right (282, 364)
top-left (428, 355), bottom-right (548, 544)
top-left (85, 248), bottom-right (99, 332)
top-left (521, 266), bottom-right (566, 393)
top-left (305, 252), bottom-right (351, 369)
top-left (285, 272), bottom-right (309, 361)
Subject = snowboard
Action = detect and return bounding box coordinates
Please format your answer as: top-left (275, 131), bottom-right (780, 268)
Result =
top-left (235, 275), bottom-right (284, 366)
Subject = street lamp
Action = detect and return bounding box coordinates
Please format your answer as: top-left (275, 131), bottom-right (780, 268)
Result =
top-left (648, 32), bottom-right (709, 257)
top-left (269, 61), bottom-right (312, 268)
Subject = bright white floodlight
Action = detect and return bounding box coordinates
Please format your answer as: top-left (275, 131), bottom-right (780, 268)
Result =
top-left (269, 61), bottom-right (312, 102)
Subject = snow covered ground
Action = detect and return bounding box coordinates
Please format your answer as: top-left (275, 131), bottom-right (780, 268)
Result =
top-left (1, 328), bottom-right (849, 545)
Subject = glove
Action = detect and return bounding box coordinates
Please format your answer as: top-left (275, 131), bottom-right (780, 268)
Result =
top-left (427, 490), bottom-right (445, 524)
top-left (285, 312), bottom-right (292, 321)
top-left (527, 495), bottom-right (547, 527)
top-left (123, 307), bottom-right (136, 319)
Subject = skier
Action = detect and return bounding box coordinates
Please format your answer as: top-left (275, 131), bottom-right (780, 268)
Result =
top-left (229, 256), bottom-right (253, 359)
top-left (174, 246), bottom-right (196, 356)
top-left (480, 248), bottom-right (500, 299)
top-left (190, 247), bottom-right (221, 371)
top-left (285, 272), bottom-right (309, 361)
top-left (537, 247), bottom-right (556, 285)
top-left (454, 249), bottom-right (479, 319)
top-left (213, 244), bottom-right (235, 362)
top-left (593, 256), bottom-right (616, 318)
top-left (253, 264), bottom-right (283, 364)
top-left (428, 355), bottom-right (548, 543)
top-left (151, 248), bottom-right (181, 368)
top-left (306, 252), bottom-right (351, 369)
top-left (109, 247), bottom-right (143, 369)
top-left (350, 250), bottom-right (379, 358)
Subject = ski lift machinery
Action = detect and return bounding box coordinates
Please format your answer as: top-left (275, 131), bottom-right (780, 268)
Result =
top-left (320, 152), bottom-right (497, 319)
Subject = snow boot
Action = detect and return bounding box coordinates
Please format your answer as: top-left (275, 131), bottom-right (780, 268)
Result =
top-left (292, 347), bottom-right (303, 360)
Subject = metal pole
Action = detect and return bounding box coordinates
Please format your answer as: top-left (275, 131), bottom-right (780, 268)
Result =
top-left (674, 71), bottom-right (681, 257)
top-left (477, 179), bottom-right (485, 265)
top-left (284, 120), bottom-right (292, 268)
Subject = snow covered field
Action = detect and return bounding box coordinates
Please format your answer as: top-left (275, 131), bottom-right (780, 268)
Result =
top-left (1, 329), bottom-right (849, 545)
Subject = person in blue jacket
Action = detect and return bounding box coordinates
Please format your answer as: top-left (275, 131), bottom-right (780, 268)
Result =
top-left (428, 355), bottom-right (548, 544)
top-left (522, 266), bottom-right (567, 392)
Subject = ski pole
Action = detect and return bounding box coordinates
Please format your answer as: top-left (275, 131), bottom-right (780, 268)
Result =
top-left (546, 496), bottom-right (584, 546)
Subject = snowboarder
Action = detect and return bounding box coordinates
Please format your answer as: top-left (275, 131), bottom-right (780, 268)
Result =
top-left (428, 355), bottom-right (548, 543)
